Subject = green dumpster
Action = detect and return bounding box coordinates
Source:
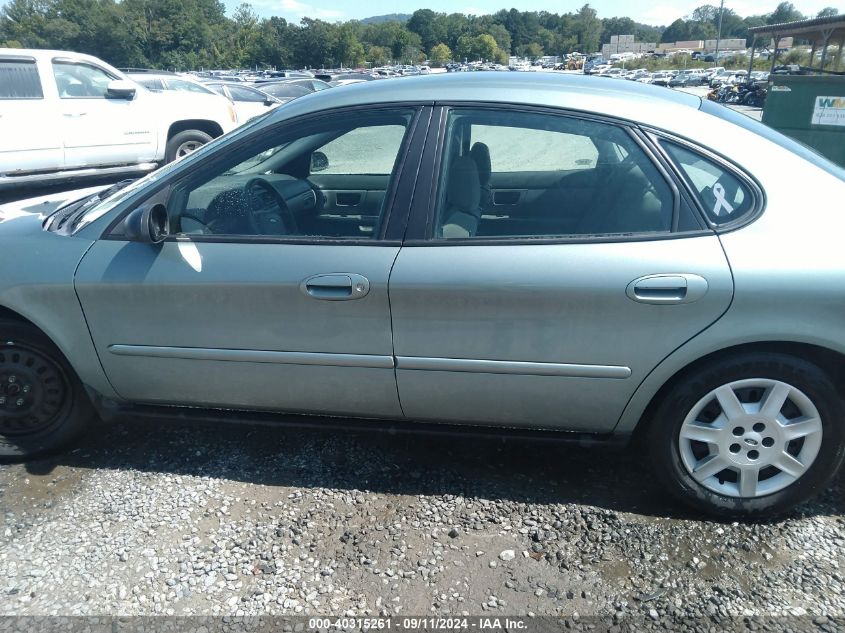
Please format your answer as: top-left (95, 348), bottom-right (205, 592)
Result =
top-left (762, 75), bottom-right (845, 168)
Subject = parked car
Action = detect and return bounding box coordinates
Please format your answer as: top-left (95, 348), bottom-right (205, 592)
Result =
top-left (252, 81), bottom-right (312, 103)
top-left (204, 82), bottom-right (282, 122)
top-left (650, 71), bottom-right (675, 87)
top-left (255, 78), bottom-right (332, 93)
top-left (3, 73), bottom-right (845, 518)
top-left (0, 49), bottom-right (238, 190)
top-left (669, 71), bottom-right (706, 87)
top-left (125, 70), bottom-right (220, 97)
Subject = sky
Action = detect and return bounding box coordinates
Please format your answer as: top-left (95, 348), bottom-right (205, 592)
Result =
top-left (239, 0), bottom-right (843, 26)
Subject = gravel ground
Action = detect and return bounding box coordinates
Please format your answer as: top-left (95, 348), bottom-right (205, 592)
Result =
top-left (1, 416), bottom-right (844, 628)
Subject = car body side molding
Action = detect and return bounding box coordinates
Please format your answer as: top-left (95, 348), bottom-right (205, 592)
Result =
top-left (108, 345), bottom-right (395, 369)
top-left (396, 357), bottom-right (631, 379)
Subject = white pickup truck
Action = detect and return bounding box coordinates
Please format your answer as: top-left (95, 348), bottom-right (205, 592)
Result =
top-left (0, 49), bottom-right (238, 190)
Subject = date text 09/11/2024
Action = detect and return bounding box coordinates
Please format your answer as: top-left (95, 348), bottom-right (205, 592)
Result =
top-left (307, 617), bottom-right (528, 630)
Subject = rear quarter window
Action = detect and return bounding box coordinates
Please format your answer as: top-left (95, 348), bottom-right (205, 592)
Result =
top-left (661, 141), bottom-right (755, 226)
top-left (0, 59), bottom-right (44, 99)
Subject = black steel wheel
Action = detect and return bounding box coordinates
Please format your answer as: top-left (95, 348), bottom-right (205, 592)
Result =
top-left (0, 320), bottom-right (93, 461)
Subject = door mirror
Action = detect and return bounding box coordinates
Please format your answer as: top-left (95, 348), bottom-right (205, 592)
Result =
top-left (263, 98), bottom-right (276, 107)
top-left (106, 80), bottom-right (137, 100)
top-left (310, 151), bottom-right (329, 173)
top-left (123, 204), bottom-right (170, 243)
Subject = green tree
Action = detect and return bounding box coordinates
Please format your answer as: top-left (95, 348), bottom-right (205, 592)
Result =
top-left (429, 42), bottom-right (452, 64)
top-left (817, 7), bottom-right (840, 17)
top-left (660, 18), bottom-right (690, 43)
top-left (573, 4), bottom-right (602, 53)
top-left (367, 45), bottom-right (391, 65)
top-left (333, 23), bottom-right (365, 68)
top-left (768, 2), bottom-right (804, 24)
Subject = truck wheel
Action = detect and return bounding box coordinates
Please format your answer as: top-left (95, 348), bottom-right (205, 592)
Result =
top-left (647, 352), bottom-right (845, 519)
top-left (0, 321), bottom-right (94, 462)
top-left (165, 130), bottom-right (213, 163)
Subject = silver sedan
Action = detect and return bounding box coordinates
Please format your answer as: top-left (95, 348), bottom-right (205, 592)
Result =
top-left (1, 73), bottom-right (844, 518)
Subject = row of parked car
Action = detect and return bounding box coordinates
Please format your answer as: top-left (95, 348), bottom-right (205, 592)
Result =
top-left (588, 65), bottom-right (770, 90)
top-left (0, 49), bottom-right (415, 192)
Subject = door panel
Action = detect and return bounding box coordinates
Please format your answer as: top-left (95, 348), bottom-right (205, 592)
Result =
top-left (75, 241), bottom-right (403, 418)
top-left (389, 237), bottom-right (733, 431)
top-left (306, 174), bottom-right (392, 238)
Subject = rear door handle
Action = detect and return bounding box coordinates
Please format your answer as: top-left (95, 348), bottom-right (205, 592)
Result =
top-left (626, 274), bottom-right (708, 305)
top-left (300, 273), bottom-right (370, 301)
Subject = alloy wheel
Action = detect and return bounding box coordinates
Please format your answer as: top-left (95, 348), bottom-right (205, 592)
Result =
top-left (176, 141), bottom-right (204, 158)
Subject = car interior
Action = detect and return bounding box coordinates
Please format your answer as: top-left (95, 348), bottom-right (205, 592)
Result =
top-left (171, 111), bottom-right (414, 239)
top-left (436, 113), bottom-right (676, 239)
top-left (169, 109), bottom-right (684, 242)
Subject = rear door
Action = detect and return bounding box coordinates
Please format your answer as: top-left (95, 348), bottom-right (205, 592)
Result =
top-left (0, 55), bottom-right (63, 175)
top-left (389, 106), bottom-right (734, 432)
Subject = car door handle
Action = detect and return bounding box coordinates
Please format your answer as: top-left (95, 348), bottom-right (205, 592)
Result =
top-left (63, 112), bottom-right (87, 117)
top-left (300, 273), bottom-right (370, 301)
top-left (626, 274), bottom-right (708, 305)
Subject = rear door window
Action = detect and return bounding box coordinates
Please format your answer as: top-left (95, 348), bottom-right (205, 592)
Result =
top-left (0, 59), bottom-right (44, 99)
top-left (662, 141), bottom-right (754, 225)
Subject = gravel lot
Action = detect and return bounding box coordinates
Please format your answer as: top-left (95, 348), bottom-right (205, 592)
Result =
top-left (1, 415), bottom-right (844, 628)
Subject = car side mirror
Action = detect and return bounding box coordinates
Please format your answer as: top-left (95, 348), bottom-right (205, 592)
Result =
top-left (310, 151), bottom-right (329, 173)
top-left (123, 204), bottom-right (170, 244)
top-left (107, 80), bottom-right (137, 100)
top-left (263, 98), bottom-right (275, 107)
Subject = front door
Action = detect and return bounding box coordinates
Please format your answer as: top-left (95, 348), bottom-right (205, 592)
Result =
top-left (389, 106), bottom-right (734, 432)
top-left (75, 107), bottom-right (425, 418)
top-left (52, 59), bottom-right (156, 168)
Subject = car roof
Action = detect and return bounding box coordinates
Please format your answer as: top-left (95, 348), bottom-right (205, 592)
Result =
top-left (0, 48), bottom-right (126, 76)
top-left (272, 72), bottom-right (702, 132)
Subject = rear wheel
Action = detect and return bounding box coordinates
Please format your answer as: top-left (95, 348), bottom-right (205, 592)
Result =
top-left (0, 321), bottom-right (93, 462)
top-left (648, 353), bottom-right (845, 518)
top-left (165, 130), bottom-right (213, 163)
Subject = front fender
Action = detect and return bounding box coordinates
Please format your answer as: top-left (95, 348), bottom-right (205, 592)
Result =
top-left (0, 213), bottom-right (119, 400)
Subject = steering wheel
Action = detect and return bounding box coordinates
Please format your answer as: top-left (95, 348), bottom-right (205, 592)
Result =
top-left (243, 177), bottom-right (298, 235)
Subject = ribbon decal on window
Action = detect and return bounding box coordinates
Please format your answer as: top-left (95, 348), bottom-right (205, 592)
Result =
top-left (712, 182), bottom-right (734, 217)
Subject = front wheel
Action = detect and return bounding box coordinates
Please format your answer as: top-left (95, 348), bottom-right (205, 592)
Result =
top-left (165, 130), bottom-right (213, 163)
top-left (648, 353), bottom-right (845, 518)
top-left (0, 321), bottom-right (94, 462)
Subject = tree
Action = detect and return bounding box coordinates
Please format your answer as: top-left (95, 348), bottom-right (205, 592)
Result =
top-left (407, 9), bottom-right (442, 52)
top-left (660, 18), bottom-right (690, 43)
top-left (367, 45), bottom-right (391, 65)
top-left (429, 42), bottom-right (452, 64)
top-left (817, 7), bottom-right (840, 18)
top-left (768, 2), bottom-right (803, 24)
top-left (573, 4), bottom-right (602, 54)
top-left (333, 23), bottom-right (365, 68)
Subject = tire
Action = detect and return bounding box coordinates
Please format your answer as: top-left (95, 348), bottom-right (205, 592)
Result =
top-left (647, 352), bottom-right (845, 519)
top-left (164, 130), bottom-right (213, 164)
top-left (0, 320), bottom-right (94, 462)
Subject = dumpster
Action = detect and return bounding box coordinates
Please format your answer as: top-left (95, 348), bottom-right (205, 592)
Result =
top-left (762, 75), bottom-right (845, 167)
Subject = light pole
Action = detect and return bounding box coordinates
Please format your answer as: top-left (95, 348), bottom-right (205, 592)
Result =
top-left (714, 0), bottom-right (725, 67)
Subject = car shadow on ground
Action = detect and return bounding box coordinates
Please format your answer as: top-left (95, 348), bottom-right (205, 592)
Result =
top-left (21, 414), bottom-right (845, 521)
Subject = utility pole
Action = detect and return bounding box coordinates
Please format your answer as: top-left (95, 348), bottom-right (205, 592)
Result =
top-left (714, 0), bottom-right (725, 67)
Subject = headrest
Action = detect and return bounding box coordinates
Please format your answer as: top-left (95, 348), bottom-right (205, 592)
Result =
top-left (446, 156), bottom-right (480, 215)
top-left (470, 142), bottom-right (492, 185)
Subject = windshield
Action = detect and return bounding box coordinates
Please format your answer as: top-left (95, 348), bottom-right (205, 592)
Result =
top-left (700, 99), bottom-right (845, 184)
